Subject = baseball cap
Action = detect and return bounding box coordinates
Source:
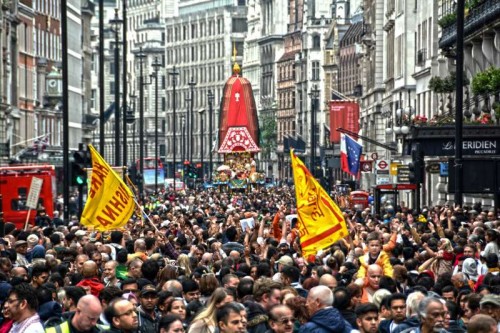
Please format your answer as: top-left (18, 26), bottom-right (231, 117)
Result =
top-left (14, 240), bottom-right (27, 247)
top-left (140, 284), bottom-right (158, 297)
top-left (480, 294), bottom-right (500, 307)
top-left (276, 255), bottom-right (293, 266)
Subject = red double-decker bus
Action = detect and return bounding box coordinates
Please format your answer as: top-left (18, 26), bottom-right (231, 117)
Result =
top-left (136, 158), bottom-right (165, 193)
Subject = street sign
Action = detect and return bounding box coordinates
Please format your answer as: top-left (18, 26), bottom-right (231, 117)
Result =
top-left (397, 164), bottom-right (410, 183)
top-left (360, 161), bottom-right (373, 172)
top-left (440, 162), bottom-right (448, 177)
top-left (376, 174), bottom-right (391, 185)
top-left (426, 162), bottom-right (441, 174)
top-left (390, 162), bottom-right (399, 175)
top-left (376, 159), bottom-right (389, 170)
top-left (26, 177), bottom-right (43, 209)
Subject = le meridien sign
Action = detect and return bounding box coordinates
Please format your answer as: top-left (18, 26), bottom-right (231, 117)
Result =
top-left (421, 139), bottom-right (500, 156)
top-left (408, 125), bottom-right (500, 157)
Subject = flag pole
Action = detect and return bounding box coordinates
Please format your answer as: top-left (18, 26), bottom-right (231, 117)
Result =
top-left (132, 197), bottom-right (160, 233)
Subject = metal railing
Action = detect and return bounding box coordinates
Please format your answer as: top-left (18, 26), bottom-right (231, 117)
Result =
top-left (439, 0), bottom-right (500, 48)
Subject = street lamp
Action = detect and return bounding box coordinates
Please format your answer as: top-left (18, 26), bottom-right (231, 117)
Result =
top-left (309, 84), bottom-right (320, 172)
top-left (401, 90), bottom-right (413, 135)
top-left (198, 108), bottom-right (205, 179)
top-left (151, 57), bottom-right (161, 194)
top-left (188, 77), bottom-right (197, 163)
top-left (207, 90), bottom-right (214, 181)
top-left (109, 8), bottom-right (123, 166)
top-left (168, 66), bottom-right (179, 191)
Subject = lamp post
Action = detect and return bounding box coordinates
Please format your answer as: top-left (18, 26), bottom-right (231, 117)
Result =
top-left (129, 92), bottom-right (137, 163)
top-left (198, 108), bottom-right (205, 179)
top-left (455, 0), bottom-right (465, 206)
top-left (98, 0), bottom-right (104, 155)
top-left (151, 57), bottom-right (161, 194)
top-left (122, 0), bottom-right (128, 168)
top-left (207, 90), bottom-right (214, 181)
top-left (168, 66), bottom-right (179, 191)
top-left (109, 9), bottom-right (123, 166)
top-left (181, 115), bottom-right (186, 165)
top-left (136, 48), bottom-right (146, 200)
top-left (309, 85), bottom-right (320, 172)
top-left (188, 77), bottom-right (197, 163)
top-left (185, 96), bottom-right (191, 161)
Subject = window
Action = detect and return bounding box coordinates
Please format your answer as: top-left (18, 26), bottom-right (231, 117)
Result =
top-left (312, 61), bottom-right (320, 81)
top-left (312, 35), bottom-right (320, 49)
top-left (395, 34), bottom-right (403, 77)
top-left (191, 23), bottom-right (196, 38)
top-left (91, 89), bottom-right (96, 109)
top-left (396, 0), bottom-right (404, 15)
top-left (232, 18), bottom-right (247, 33)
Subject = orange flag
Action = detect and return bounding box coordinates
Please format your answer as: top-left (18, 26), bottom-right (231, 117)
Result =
top-left (290, 150), bottom-right (349, 261)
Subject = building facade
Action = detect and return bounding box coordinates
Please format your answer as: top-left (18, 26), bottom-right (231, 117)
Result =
top-left (162, 0), bottom-right (247, 178)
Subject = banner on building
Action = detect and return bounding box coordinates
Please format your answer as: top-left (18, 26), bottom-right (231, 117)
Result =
top-left (329, 101), bottom-right (360, 143)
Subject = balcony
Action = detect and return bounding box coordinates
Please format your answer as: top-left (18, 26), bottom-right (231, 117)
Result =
top-left (439, 0), bottom-right (500, 49)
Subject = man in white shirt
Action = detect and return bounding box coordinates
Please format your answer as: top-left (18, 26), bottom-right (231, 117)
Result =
top-left (3, 283), bottom-right (44, 333)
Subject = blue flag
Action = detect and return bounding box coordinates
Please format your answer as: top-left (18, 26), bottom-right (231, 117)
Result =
top-left (340, 133), bottom-right (362, 176)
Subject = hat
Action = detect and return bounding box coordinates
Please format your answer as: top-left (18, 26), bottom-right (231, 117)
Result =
top-left (276, 255), bottom-right (293, 266)
top-left (480, 294), bottom-right (500, 307)
top-left (14, 240), bottom-right (27, 247)
top-left (27, 234), bottom-right (39, 247)
top-left (161, 220), bottom-right (171, 228)
top-left (75, 230), bottom-right (86, 237)
top-left (140, 284), bottom-right (158, 297)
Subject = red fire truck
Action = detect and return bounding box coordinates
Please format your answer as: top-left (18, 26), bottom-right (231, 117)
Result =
top-left (0, 165), bottom-right (56, 229)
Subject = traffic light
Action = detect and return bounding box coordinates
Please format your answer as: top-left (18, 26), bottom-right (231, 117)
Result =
top-left (183, 161), bottom-right (190, 177)
top-left (188, 165), bottom-right (197, 179)
top-left (71, 147), bottom-right (90, 186)
top-left (409, 143), bottom-right (425, 184)
top-left (196, 163), bottom-right (203, 179)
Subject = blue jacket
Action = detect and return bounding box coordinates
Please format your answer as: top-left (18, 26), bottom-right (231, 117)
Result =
top-left (393, 316), bottom-right (420, 333)
top-left (298, 307), bottom-right (352, 333)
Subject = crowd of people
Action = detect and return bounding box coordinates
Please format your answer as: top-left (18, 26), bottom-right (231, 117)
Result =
top-left (0, 185), bottom-right (499, 333)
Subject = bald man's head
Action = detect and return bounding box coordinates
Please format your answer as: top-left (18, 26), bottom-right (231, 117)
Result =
top-left (367, 264), bottom-right (383, 290)
top-left (319, 274), bottom-right (337, 289)
top-left (82, 260), bottom-right (99, 278)
top-left (73, 295), bottom-right (103, 331)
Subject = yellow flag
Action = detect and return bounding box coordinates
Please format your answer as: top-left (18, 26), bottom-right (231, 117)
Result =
top-left (80, 145), bottom-right (135, 231)
top-left (290, 150), bottom-right (349, 261)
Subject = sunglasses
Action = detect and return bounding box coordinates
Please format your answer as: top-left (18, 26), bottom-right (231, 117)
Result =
top-left (274, 317), bottom-right (294, 325)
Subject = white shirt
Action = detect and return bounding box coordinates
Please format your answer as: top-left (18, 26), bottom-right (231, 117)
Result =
top-left (10, 313), bottom-right (44, 333)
